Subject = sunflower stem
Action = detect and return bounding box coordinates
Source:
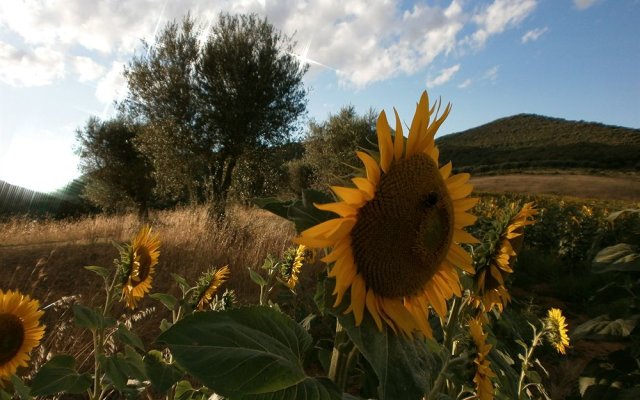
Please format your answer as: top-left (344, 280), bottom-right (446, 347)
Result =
top-left (516, 325), bottom-right (544, 398)
top-left (328, 320), bottom-right (354, 391)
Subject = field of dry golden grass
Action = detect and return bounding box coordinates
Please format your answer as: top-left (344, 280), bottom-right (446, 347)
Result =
top-left (0, 205), bottom-right (301, 375)
top-left (470, 172), bottom-right (640, 201)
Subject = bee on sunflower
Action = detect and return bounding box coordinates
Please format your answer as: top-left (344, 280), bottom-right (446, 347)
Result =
top-left (0, 290), bottom-right (45, 382)
top-left (120, 226), bottom-right (161, 309)
top-left (473, 202), bottom-right (537, 313)
top-left (296, 91), bottom-right (479, 337)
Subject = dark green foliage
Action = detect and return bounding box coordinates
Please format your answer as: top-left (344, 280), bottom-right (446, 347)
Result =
top-left (230, 141), bottom-right (305, 202)
top-left (122, 13), bottom-right (307, 214)
top-left (438, 114), bottom-right (640, 173)
top-left (301, 106), bottom-right (377, 190)
top-left (75, 117), bottom-right (155, 219)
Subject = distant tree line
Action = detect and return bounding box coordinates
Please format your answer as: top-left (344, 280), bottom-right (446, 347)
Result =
top-left (75, 12), bottom-right (376, 220)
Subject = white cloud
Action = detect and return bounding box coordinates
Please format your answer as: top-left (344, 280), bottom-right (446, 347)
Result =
top-left (269, 0), bottom-right (466, 88)
top-left (574, 0), bottom-right (600, 10)
top-left (0, 0), bottom-right (538, 89)
top-left (457, 78), bottom-right (472, 89)
top-left (0, 41), bottom-right (65, 86)
top-left (521, 26), bottom-right (548, 43)
top-left (427, 64), bottom-right (461, 88)
top-left (483, 65), bottom-right (500, 82)
top-left (73, 56), bottom-right (105, 82)
top-left (465, 0), bottom-right (537, 49)
top-left (96, 61), bottom-right (127, 105)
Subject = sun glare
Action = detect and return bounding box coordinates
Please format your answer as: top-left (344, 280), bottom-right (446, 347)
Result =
top-left (0, 132), bottom-right (79, 193)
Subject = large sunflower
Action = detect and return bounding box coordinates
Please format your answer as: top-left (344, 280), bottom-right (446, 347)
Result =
top-left (296, 91), bottom-right (478, 337)
top-left (0, 290), bottom-right (45, 381)
top-left (469, 318), bottom-right (495, 400)
top-left (474, 203), bottom-right (537, 313)
top-left (122, 226), bottom-right (160, 309)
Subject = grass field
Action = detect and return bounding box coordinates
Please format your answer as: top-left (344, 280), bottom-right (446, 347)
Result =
top-left (2, 181), bottom-right (639, 399)
top-left (470, 172), bottom-right (640, 201)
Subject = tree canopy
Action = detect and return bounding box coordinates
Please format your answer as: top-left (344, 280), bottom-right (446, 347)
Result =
top-left (121, 13), bottom-right (307, 216)
top-left (75, 117), bottom-right (155, 219)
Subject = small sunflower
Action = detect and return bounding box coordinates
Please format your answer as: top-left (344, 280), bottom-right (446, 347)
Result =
top-left (286, 245), bottom-right (306, 289)
top-left (122, 225), bottom-right (160, 309)
top-left (474, 202), bottom-right (537, 313)
top-left (296, 91), bottom-right (479, 337)
top-left (469, 318), bottom-right (495, 400)
top-left (195, 266), bottom-right (231, 311)
top-left (0, 290), bottom-right (45, 381)
top-left (545, 308), bottom-right (570, 355)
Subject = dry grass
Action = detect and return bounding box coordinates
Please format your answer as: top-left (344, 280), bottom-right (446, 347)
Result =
top-left (470, 172), bottom-right (640, 201)
top-left (0, 204), bottom-right (296, 374)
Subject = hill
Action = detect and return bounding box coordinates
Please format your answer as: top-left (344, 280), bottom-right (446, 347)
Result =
top-left (0, 178), bottom-right (95, 219)
top-left (437, 114), bottom-right (640, 173)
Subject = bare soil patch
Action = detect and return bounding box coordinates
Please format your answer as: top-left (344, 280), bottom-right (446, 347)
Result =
top-left (470, 173), bottom-right (640, 201)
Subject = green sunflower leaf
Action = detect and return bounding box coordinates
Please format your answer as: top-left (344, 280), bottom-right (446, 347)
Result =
top-left (248, 267), bottom-right (267, 286)
top-left (9, 375), bottom-right (31, 400)
top-left (84, 265), bottom-right (111, 280)
top-left (72, 304), bottom-right (114, 331)
top-left (149, 293), bottom-right (179, 311)
top-left (157, 306), bottom-right (341, 399)
top-left (30, 355), bottom-right (92, 396)
top-left (321, 278), bottom-right (437, 400)
top-left (144, 350), bottom-right (184, 394)
top-left (592, 243), bottom-right (640, 273)
top-left (115, 325), bottom-right (145, 351)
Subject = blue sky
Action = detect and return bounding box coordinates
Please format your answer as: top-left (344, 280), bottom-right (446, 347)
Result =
top-left (1, 0), bottom-right (638, 192)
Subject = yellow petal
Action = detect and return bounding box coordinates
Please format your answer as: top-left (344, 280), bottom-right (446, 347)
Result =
top-left (447, 173), bottom-right (470, 188)
top-left (381, 297), bottom-right (415, 336)
top-left (454, 211), bottom-right (478, 228)
top-left (314, 202), bottom-right (357, 218)
top-left (356, 151), bottom-right (381, 185)
top-left (453, 229), bottom-right (479, 244)
top-left (331, 186), bottom-right (365, 205)
top-left (300, 218), bottom-right (344, 239)
top-left (406, 91), bottom-right (429, 157)
top-left (453, 197), bottom-right (480, 212)
top-left (376, 111), bottom-right (394, 173)
top-left (450, 184), bottom-right (474, 201)
top-left (365, 289), bottom-right (383, 331)
top-left (393, 108), bottom-right (404, 161)
top-left (322, 240), bottom-right (351, 263)
top-left (439, 162), bottom-right (453, 180)
top-left (447, 244), bottom-right (474, 272)
top-left (349, 274), bottom-right (367, 325)
top-left (352, 177), bottom-right (375, 199)
top-left (428, 145), bottom-right (439, 164)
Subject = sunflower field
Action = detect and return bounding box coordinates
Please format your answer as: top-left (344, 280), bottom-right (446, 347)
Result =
top-left (1, 91), bottom-right (639, 400)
